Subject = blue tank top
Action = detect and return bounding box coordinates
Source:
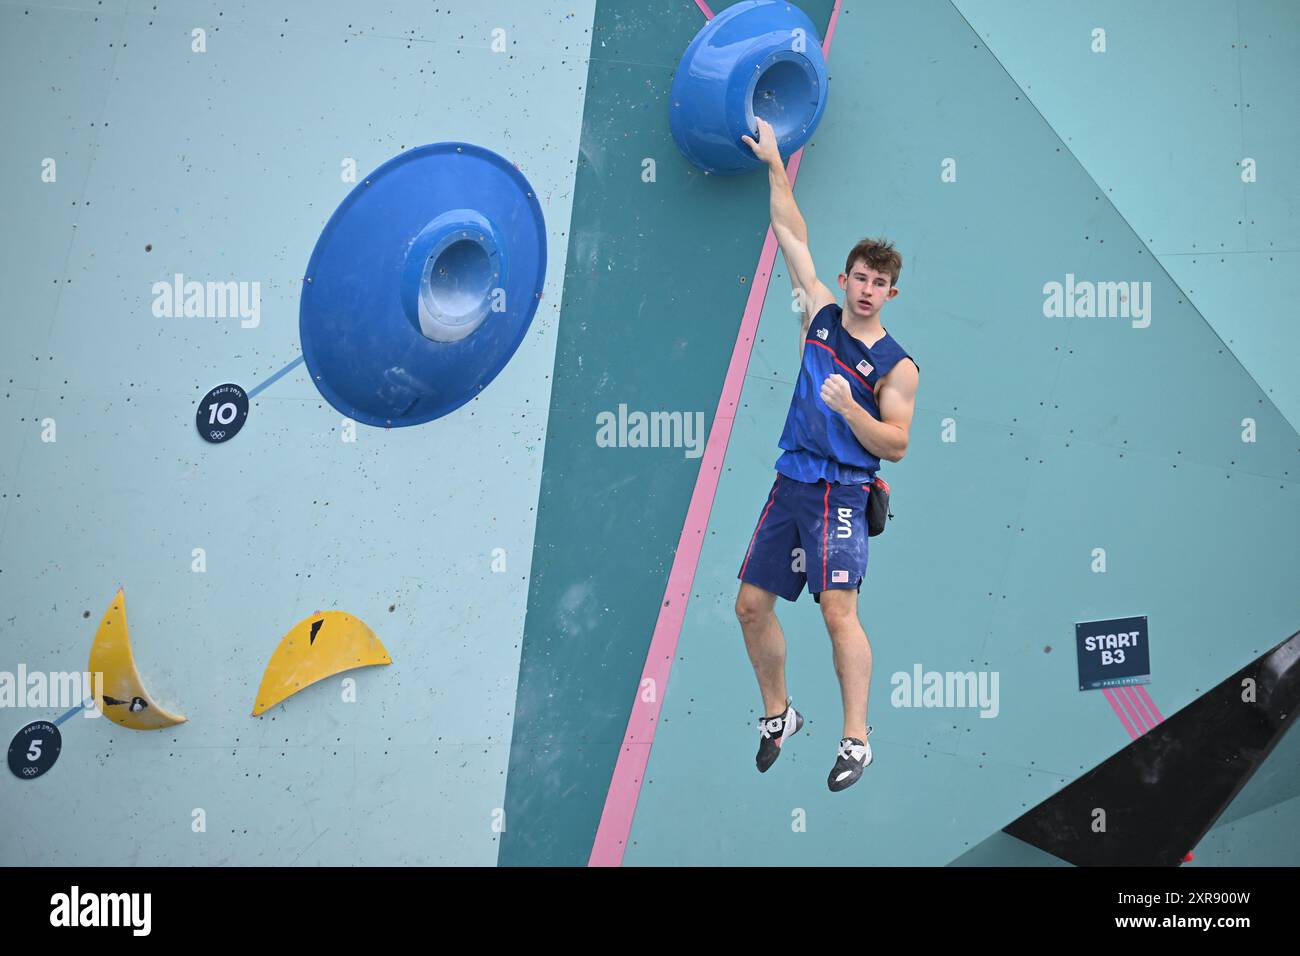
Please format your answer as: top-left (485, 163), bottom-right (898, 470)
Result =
top-left (775, 303), bottom-right (918, 485)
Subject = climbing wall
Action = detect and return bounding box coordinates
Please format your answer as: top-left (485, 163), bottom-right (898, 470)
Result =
top-left (2, 0), bottom-right (1296, 868)
top-left (504, 0), bottom-right (1299, 866)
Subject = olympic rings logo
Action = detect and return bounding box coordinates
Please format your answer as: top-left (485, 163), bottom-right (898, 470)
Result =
top-left (210, 430), bottom-right (226, 440)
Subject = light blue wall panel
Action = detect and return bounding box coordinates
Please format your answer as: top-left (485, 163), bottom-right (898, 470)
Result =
top-left (0, 0), bottom-right (594, 865)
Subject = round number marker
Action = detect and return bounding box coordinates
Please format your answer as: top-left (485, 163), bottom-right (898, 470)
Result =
top-left (8, 721), bottom-right (62, 781)
top-left (196, 383), bottom-right (249, 443)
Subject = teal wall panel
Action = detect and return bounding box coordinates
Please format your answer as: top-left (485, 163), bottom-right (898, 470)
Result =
top-left (953, 0), bottom-right (1300, 429)
top-left (623, 0), bottom-right (1298, 865)
top-left (499, 0), bottom-right (837, 866)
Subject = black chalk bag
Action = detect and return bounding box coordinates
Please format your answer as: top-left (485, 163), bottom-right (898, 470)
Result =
top-left (867, 476), bottom-right (892, 537)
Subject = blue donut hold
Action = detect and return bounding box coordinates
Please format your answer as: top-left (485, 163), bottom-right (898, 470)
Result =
top-left (299, 143), bottom-right (546, 427)
top-left (669, 1), bottom-right (829, 176)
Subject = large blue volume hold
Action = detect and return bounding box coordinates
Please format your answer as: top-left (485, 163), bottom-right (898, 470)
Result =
top-left (669, 1), bottom-right (829, 176)
top-left (299, 143), bottom-right (547, 427)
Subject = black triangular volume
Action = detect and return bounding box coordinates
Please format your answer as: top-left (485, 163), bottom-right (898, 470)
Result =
top-left (1004, 629), bottom-right (1300, 866)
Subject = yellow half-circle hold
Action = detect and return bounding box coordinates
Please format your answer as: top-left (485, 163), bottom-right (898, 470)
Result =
top-left (252, 611), bottom-right (391, 716)
top-left (88, 588), bottom-right (187, 730)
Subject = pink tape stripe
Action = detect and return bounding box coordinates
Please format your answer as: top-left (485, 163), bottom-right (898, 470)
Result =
top-left (1134, 684), bottom-right (1165, 724)
top-left (1115, 685), bottom-right (1150, 734)
top-left (1103, 683), bottom-right (1167, 740)
top-left (587, 2), bottom-right (843, 867)
top-left (694, 0), bottom-right (714, 19)
top-left (822, 0), bottom-right (843, 48)
top-left (1122, 684), bottom-right (1158, 730)
top-left (1101, 688), bottom-right (1140, 740)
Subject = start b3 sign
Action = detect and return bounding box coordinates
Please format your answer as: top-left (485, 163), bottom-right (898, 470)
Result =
top-left (1076, 615), bottom-right (1150, 690)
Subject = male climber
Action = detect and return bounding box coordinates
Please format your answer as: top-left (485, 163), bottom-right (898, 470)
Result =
top-left (735, 118), bottom-right (920, 792)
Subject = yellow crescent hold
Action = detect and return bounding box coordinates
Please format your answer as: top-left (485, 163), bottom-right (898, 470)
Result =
top-left (88, 588), bottom-right (187, 730)
top-left (252, 611), bottom-right (391, 716)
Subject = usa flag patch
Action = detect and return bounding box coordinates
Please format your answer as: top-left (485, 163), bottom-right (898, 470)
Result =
top-left (856, 359), bottom-right (873, 376)
top-left (831, 569), bottom-right (849, 583)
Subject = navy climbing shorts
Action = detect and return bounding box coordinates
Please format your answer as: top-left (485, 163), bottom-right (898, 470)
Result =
top-left (737, 472), bottom-right (870, 603)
